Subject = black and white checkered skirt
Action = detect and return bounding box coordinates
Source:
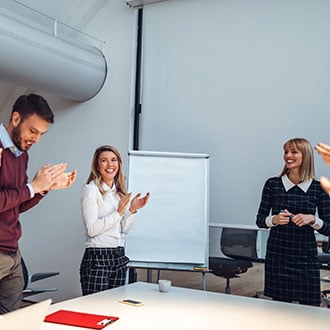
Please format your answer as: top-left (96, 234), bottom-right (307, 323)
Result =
top-left (79, 247), bottom-right (129, 296)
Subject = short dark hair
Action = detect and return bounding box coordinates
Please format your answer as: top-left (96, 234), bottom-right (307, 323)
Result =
top-left (12, 94), bottom-right (54, 123)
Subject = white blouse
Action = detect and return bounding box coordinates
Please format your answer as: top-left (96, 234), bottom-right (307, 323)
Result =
top-left (81, 181), bottom-right (136, 248)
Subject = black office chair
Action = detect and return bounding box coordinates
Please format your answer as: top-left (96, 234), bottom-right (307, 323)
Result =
top-left (319, 236), bottom-right (330, 269)
top-left (21, 257), bottom-right (60, 302)
top-left (209, 228), bottom-right (258, 294)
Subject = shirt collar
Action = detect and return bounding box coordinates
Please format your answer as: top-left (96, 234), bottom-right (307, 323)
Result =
top-left (0, 123), bottom-right (23, 157)
top-left (102, 181), bottom-right (116, 192)
top-left (281, 174), bottom-right (312, 193)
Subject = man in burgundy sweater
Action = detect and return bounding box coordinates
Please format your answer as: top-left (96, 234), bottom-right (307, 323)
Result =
top-left (0, 94), bottom-right (77, 313)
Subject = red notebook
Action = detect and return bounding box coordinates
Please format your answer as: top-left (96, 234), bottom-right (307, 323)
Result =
top-left (44, 310), bottom-right (119, 329)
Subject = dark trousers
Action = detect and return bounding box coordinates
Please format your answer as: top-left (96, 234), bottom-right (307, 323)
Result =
top-left (0, 250), bottom-right (24, 314)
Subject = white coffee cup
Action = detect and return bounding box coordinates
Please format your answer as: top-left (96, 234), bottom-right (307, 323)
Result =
top-left (158, 279), bottom-right (171, 292)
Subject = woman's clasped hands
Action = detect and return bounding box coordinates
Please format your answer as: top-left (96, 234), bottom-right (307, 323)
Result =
top-left (273, 209), bottom-right (315, 227)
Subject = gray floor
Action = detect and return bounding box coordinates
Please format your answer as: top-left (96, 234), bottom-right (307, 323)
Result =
top-left (136, 263), bottom-right (264, 296)
top-left (135, 263), bottom-right (330, 307)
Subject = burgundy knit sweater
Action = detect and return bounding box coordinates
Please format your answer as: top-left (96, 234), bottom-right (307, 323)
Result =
top-left (0, 145), bottom-right (43, 253)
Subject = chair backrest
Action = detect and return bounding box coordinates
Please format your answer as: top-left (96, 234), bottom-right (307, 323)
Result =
top-left (21, 257), bottom-right (29, 290)
top-left (322, 236), bottom-right (330, 253)
top-left (21, 257), bottom-right (60, 300)
top-left (220, 228), bottom-right (258, 261)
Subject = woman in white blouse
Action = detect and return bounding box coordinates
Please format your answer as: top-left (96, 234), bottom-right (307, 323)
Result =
top-left (79, 145), bottom-right (150, 295)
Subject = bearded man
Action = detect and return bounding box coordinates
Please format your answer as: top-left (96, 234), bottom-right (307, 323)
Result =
top-left (0, 94), bottom-right (76, 313)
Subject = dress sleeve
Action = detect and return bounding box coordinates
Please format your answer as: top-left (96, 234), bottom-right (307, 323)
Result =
top-left (316, 187), bottom-right (330, 236)
top-left (256, 178), bottom-right (273, 228)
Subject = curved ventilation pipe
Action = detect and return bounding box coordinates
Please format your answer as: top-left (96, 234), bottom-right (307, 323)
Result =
top-left (0, 13), bottom-right (107, 102)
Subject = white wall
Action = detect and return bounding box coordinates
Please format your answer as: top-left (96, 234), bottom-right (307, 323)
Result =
top-left (137, 0), bottom-right (330, 256)
top-left (0, 0), bottom-right (136, 302)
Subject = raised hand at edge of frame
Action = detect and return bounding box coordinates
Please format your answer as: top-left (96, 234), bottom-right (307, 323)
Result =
top-left (320, 176), bottom-right (330, 195)
top-left (315, 143), bottom-right (330, 166)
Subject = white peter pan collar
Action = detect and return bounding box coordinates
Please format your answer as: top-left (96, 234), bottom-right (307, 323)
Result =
top-left (281, 174), bottom-right (312, 193)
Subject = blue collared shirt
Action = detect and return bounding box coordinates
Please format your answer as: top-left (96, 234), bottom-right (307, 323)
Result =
top-left (0, 123), bottom-right (23, 157)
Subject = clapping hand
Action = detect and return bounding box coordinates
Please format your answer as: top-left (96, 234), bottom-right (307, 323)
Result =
top-left (51, 167), bottom-right (77, 190)
top-left (118, 193), bottom-right (132, 216)
top-left (316, 143), bottom-right (330, 166)
top-left (129, 192), bottom-right (150, 213)
top-left (315, 143), bottom-right (330, 194)
top-left (31, 163), bottom-right (77, 194)
top-left (320, 176), bottom-right (330, 194)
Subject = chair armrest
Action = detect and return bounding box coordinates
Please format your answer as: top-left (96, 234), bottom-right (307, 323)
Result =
top-left (30, 272), bottom-right (60, 283)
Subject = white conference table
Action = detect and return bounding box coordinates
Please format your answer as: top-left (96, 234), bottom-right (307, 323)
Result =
top-left (41, 282), bottom-right (330, 330)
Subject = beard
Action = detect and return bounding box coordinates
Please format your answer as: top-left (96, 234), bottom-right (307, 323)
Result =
top-left (11, 124), bottom-right (29, 151)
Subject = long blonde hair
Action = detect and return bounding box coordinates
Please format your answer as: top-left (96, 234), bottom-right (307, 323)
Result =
top-left (279, 138), bottom-right (315, 181)
top-left (87, 145), bottom-right (127, 198)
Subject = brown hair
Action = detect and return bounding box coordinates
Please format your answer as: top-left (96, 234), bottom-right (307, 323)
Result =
top-left (87, 145), bottom-right (127, 198)
top-left (279, 138), bottom-right (315, 181)
top-left (11, 94), bottom-right (54, 123)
